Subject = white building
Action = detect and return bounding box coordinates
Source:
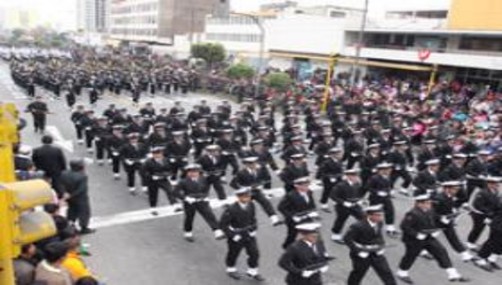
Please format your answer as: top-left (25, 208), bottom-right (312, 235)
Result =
top-left (77, 0), bottom-right (109, 33)
top-left (109, 0), bottom-right (228, 45)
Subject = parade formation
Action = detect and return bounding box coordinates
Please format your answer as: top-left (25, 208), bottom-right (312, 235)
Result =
top-left (6, 46), bottom-right (502, 285)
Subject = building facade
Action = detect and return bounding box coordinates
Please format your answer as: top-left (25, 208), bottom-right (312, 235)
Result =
top-left (109, 0), bottom-right (228, 44)
top-left (77, 0), bottom-right (109, 33)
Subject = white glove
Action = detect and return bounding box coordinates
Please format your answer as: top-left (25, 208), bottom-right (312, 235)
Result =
top-left (440, 216), bottom-right (451, 224)
top-left (232, 235), bottom-right (242, 242)
top-left (416, 233), bottom-right (427, 240)
top-left (484, 218), bottom-right (492, 225)
top-left (376, 249), bottom-right (385, 256)
top-left (125, 159), bottom-right (134, 165)
top-left (431, 231), bottom-right (441, 238)
top-left (308, 212), bottom-right (319, 219)
top-left (351, 152), bottom-right (359, 157)
top-left (94, 137), bottom-right (101, 141)
top-left (249, 231), bottom-right (257, 237)
top-left (274, 169), bottom-right (282, 175)
top-left (377, 191), bottom-right (388, 197)
top-left (358, 251), bottom-right (369, 259)
top-left (301, 270), bottom-right (316, 278)
top-left (329, 178), bottom-right (337, 183)
top-left (184, 197), bottom-right (196, 204)
top-left (152, 175), bottom-right (160, 181)
top-left (112, 151), bottom-right (119, 156)
top-left (292, 216), bottom-right (303, 223)
top-left (169, 158), bottom-right (176, 163)
top-left (319, 265), bottom-right (329, 273)
top-left (343, 201), bottom-right (354, 208)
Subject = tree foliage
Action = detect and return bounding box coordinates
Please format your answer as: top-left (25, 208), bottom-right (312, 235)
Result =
top-left (190, 43), bottom-right (226, 68)
top-left (264, 72), bottom-right (293, 92)
top-left (226, 63), bottom-right (255, 79)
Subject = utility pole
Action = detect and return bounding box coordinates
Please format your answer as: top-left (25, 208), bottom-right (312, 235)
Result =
top-left (349, 0), bottom-right (369, 89)
top-left (231, 13), bottom-right (265, 100)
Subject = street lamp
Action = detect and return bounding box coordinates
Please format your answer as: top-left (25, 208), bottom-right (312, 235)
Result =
top-left (230, 12), bottom-right (265, 100)
top-left (349, 0), bottom-right (369, 89)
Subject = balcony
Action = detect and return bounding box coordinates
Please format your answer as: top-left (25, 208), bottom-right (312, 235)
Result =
top-left (342, 46), bottom-right (502, 70)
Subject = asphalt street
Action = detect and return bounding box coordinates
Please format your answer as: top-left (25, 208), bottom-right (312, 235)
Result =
top-left (1, 61), bottom-right (501, 285)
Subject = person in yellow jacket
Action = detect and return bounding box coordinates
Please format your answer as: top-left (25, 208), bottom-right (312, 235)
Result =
top-left (60, 228), bottom-right (96, 281)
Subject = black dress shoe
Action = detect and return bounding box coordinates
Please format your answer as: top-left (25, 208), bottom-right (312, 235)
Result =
top-left (151, 210), bottom-right (159, 216)
top-left (79, 228), bottom-right (96, 235)
top-left (184, 236), bottom-right (195, 243)
top-left (489, 262), bottom-right (501, 270)
top-left (474, 262), bottom-right (493, 272)
top-left (449, 276), bottom-right (470, 282)
top-left (397, 275), bottom-right (414, 284)
top-left (247, 273), bottom-right (265, 282)
top-left (420, 252), bottom-right (434, 260)
top-left (272, 220), bottom-right (285, 226)
top-left (227, 271), bottom-right (241, 280)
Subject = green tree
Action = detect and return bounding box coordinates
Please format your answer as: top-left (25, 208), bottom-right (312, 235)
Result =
top-left (226, 63), bottom-right (255, 79)
top-left (264, 72), bottom-right (293, 92)
top-left (190, 43), bottom-right (226, 68)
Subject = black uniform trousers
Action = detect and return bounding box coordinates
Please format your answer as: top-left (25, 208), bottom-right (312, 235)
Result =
top-left (226, 237), bottom-right (259, 268)
top-left (346, 154), bottom-right (361, 170)
top-left (67, 200), bottom-right (91, 230)
top-left (442, 225), bottom-right (467, 253)
top-left (170, 158), bottom-right (188, 180)
top-left (320, 180), bottom-right (336, 204)
top-left (369, 196), bottom-right (395, 225)
top-left (95, 139), bottom-right (106, 160)
top-left (207, 175), bottom-right (227, 200)
top-left (123, 162), bottom-right (145, 188)
top-left (332, 205), bottom-right (364, 234)
top-left (148, 179), bottom-right (177, 207)
top-left (183, 201), bottom-right (219, 232)
top-left (251, 189), bottom-right (275, 216)
top-left (467, 212), bottom-right (487, 244)
top-left (348, 252), bottom-right (396, 285)
top-left (32, 114), bottom-right (46, 132)
top-left (391, 169), bottom-right (412, 189)
top-left (75, 124), bottom-right (84, 141)
top-left (84, 129), bottom-right (94, 149)
top-left (283, 221), bottom-right (298, 249)
top-left (398, 238), bottom-right (452, 270)
top-left (478, 228), bottom-right (502, 259)
top-left (111, 153), bottom-right (121, 174)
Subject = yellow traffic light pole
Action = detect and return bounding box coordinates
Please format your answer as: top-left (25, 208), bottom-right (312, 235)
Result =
top-left (0, 103), bottom-right (56, 285)
top-left (0, 190), bottom-right (16, 285)
top-left (321, 54), bottom-right (339, 112)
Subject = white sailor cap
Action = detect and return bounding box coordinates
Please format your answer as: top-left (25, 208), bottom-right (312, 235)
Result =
top-left (291, 153), bottom-right (306, 159)
top-left (414, 194), bottom-right (431, 202)
top-left (242, 156), bottom-right (259, 163)
top-left (234, 187), bottom-right (251, 195)
top-left (295, 222), bottom-right (321, 233)
top-left (365, 204), bottom-right (384, 214)
top-left (184, 163), bottom-right (202, 171)
top-left (328, 147), bottom-right (342, 153)
top-left (344, 168), bottom-right (360, 175)
top-left (478, 149), bottom-right (491, 156)
top-left (425, 159), bottom-right (440, 165)
top-left (368, 143), bottom-right (380, 149)
top-left (485, 176), bottom-right (502, 183)
top-left (206, 144), bottom-right (221, 151)
top-left (376, 162), bottom-right (393, 169)
top-left (294, 177), bottom-right (310, 185)
top-left (441, 181), bottom-right (463, 187)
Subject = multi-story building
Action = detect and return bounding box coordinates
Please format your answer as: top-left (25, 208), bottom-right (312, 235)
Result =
top-left (77, 0), bottom-right (109, 33)
top-left (343, 0), bottom-right (502, 89)
top-left (109, 0), bottom-right (229, 44)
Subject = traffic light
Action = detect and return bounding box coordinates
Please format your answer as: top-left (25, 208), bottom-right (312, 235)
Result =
top-left (0, 179), bottom-right (57, 285)
top-left (0, 102), bottom-right (19, 182)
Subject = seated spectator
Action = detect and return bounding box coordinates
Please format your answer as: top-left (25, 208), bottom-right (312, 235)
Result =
top-left (34, 241), bottom-right (73, 285)
top-left (61, 228), bottom-right (95, 281)
top-left (76, 276), bottom-right (99, 285)
top-left (13, 244), bottom-right (37, 285)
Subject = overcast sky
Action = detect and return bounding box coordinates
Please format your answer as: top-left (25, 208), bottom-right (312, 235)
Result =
top-left (0, 0), bottom-right (451, 31)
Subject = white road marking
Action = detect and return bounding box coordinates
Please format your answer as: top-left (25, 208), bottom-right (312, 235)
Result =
top-left (90, 184), bottom-right (323, 229)
top-left (45, 125), bottom-right (74, 153)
